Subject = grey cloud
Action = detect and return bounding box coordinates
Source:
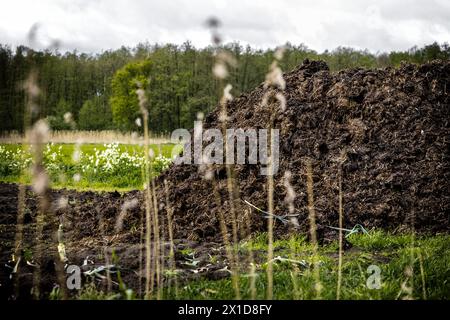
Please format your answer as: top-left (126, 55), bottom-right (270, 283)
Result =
top-left (0, 0), bottom-right (448, 53)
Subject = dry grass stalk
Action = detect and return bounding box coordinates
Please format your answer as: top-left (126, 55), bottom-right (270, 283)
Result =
top-left (406, 208), bottom-right (416, 300)
top-left (201, 160), bottom-right (240, 299)
top-left (150, 167), bottom-right (161, 300)
top-left (306, 159), bottom-right (322, 299)
top-left (283, 171), bottom-right (302, 299)
top-left (157, 188), bottom-right (165, 300)
top-left (266, 153), bottom-right (274, 300)
top-left (98, 206), bottom-right (113, 293)
top-left (138, 161), bottom-right (146, 297)
top-left (217, 77), bottom-right (241, 298)
top-left (263, 47), bottom-right (285, 300)
top-left (212, 175), bottom-right (241, 299)
top-left (22, 69), bottom-right (66, 299)
top-left (336, 165), bottom-right (344, 300)
top-left (164, 179), bottom-right (178, 297)
top-left (418, 250), bottom-right (427, 300)
top-left (13, 184), bottom-right (26, 297)
top-left (398, 207), bottom-right (417, 300)
top-left (242, 205), bottom-right (257, 299)
top-left (207, 18), bottom-right (241, 299)
top-left (136, 87), bottom-right (155, 299)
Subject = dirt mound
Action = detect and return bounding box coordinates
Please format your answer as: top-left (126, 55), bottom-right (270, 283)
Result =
top-left (156, 59), bottom-right (450, 241)
top-left (0, 183), bottom-right (235, 299)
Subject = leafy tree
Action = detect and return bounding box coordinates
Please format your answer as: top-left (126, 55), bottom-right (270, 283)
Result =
top-left (110, 60), bottom-right (152, 131)
top-left (78, 96), bottom-right (112, 130)
top-left (0, 42), bottom-right (449, 133)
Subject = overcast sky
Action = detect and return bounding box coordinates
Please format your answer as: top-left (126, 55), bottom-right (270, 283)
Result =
top-left (0, 0), bottom-right (449, 54)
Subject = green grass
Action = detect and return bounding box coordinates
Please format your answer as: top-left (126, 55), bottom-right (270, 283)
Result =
top-left (0, 143), bottom-right (176, 190)
top-left (69, 231), bottom-right (449, 300)
top-left (160, 232), bottom-right (449, 300)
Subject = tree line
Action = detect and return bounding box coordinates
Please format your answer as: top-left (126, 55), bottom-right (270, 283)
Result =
top-left (0, 41), bottom-right (449, 133)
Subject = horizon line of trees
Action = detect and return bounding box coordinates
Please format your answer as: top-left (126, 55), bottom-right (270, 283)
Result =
top-left (0, 41), bottom-right (449, 133)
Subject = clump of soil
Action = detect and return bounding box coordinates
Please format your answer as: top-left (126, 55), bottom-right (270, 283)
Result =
top-left (1, 59), bottom-right (449, 299)
top-left (157, 59), bottom-right (450, 241)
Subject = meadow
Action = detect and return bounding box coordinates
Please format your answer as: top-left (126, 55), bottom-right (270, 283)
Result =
top-left (0, 141), bottom-right (175, 190)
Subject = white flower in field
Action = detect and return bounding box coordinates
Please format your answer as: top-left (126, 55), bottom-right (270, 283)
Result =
top-left (135, 117), bottom-right (142, 127)
top-left (213, 62), bottom-right (228, 79)
top-left (73, 173), bottom-right (81, 182)
top-left (104, 162), bottom-right (113, 171)
top-left (148, 149), bottom-right (155, 159)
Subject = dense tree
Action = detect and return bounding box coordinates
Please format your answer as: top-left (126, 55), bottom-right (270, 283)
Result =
top-left (0, 42), bottom-right (448, 133)
top-left (78, 96), bottom-right (112, 130)
top-left (110, 60), bottom-right (152, 131)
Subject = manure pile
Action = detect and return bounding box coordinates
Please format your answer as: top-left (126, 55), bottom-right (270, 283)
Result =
top-left (156, 59), bottom-right (450, 241)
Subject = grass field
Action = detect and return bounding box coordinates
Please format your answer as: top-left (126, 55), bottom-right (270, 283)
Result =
top-left (0, 143), bottom-right (176, 190)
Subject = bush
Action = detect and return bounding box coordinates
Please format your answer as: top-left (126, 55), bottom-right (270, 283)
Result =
top-left (0, 145), bottom-right (32, 176)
